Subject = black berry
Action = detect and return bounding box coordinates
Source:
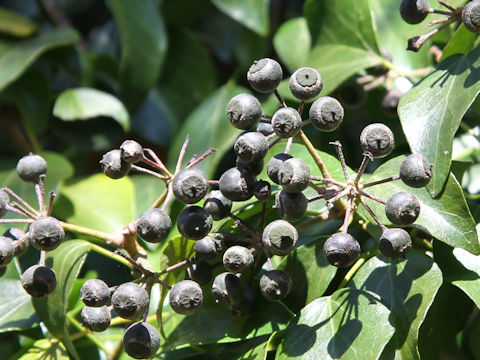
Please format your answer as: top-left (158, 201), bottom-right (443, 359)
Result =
top-left (309, 96), bottom-right (344, 132)
top-left (399, 0), bottom-right (430, 24)
top-left (120, 140), bottom-right (143, 164)
top-left (193, 236), bottom-right (222, 261)
top-left (274, 190), bottom-right (308, 221)
top-left (257, 121), bottom-right (274, 136)
top-left (219, 167), bottom-right (255, 201)
top-left (277, 157), bottom-right (311, 193)
top-left (385, 192), bottom-right (421, 226)
top-left (463, 0), bottom-right (480, 33)
top-left (203, 190), bottom-right (232, 220)
top-left (169, 280), bottom-right (203, 315)
top-left (247, 58), bottom-right (283, 93)
top-left (399, 153), bottom-right (433, 188)
top-left (262, 220), bottom-right (298, 255)
top-left (223, 245), bottom-right (254, 273)
top-left (226, 94), bottom-right (262, 130)
top-left (231, 285), bottom-right (256, 315)
top-left (185, 262), bottom-right (212, 285)
top-left (177, 206), bottom-right (213, 240)
top-left (173, 168), bottom-right (208, 204)
top-left (267, 153), bottom-right (293, 184)
top-left (323, 232), bottom-right (361, 267)
top-left (271, 107), bottom-right (302, 138)
top-left (22, 265), bottom-right (56, 297)
top-left (211, 272), bottom-right (243, 306)
top-left (80, 278), bottom-right (111, 307)
top-left (123, 322), bottom-right (160, 359)
top-left (81, 305), bottom-right (111, 332)
top-left (100, 149), bottom-right (131, 179)
top-left (111, 282), bottom-right (149, 320)
top-left (136, 208), bottom-right (172, 243)
top-left (0, 236), bottom-right (15, 266)
top-left (16, 154), bottom-right (47, 183)
top-left (253, 180), bottom-right (271, 201)
top-left (29, 216), bottom-right (65, 251)
top-left (0, 190), bottom-right (9, 218)
top-left (359, 123), bottom-right (395, 158)
top-left (234, 132), bottom-right (269, 163)
top-left (3, 228), bottom-right (28, 257)
top-left (379, 228), bottom-right (412, 258)
top-left (289, 67), bottom-right (323, 100)
top-left (236, 157), bottom-right (264, 176)
top-left (259, 270), bottom-right (291, 301)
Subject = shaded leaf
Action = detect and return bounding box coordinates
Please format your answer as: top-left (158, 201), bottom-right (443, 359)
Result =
top-left (212, 0), bottom-right (269, 36)
top-left (442, 24), bottom-right (476, 60)
top-left (18, 338), bottom-right (68, 360)
top-left (273, 18), bottom-right (310, 73)
top-left (0, 7), bottom-right (37, 37)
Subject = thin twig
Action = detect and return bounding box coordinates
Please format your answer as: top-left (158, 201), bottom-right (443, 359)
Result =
top-left (310, 176), bottom-right (345, 188)
top-left (273, 89), bottom-right (286, 108)
top-left (359, 197), bottom-right (387, 230)
top-left (176, 136), bottom-right (190, 174)
top-left (3, 188), bottom-right (39, 216)
top-left (358, 190), bottom-right (386, 205)
top-left (361, 175), bottom-right (400, 188)
top-left (186, 148), bottom-right (216, 169)
top-left (130, 164), bottom-right (168, 180)
top-left (142, 148), bottom-right (173, 178)
top-left (354, 152), bottom-right (373, 185)
top-left (47, 191), bottom-right (55, 216)
top-left (284, 137), bottom-right (293, 154)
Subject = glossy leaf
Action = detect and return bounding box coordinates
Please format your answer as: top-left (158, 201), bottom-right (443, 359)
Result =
top-left (18, 339), bottom-right (68, 360)
top-left (273, 18), bottom-right (310, 73)
top-left (0, 7), bottom-right (37, 37)
top-left (398, 45), bottom-right (480, 196)
top-left (0, 28), bottom-right (78, 92)
top-left (212, 0), bottom-right (269, 36)
top-left (441, 24), bottom-right (476, 60)
top-left (53, 87), bottom-right (130, 132)
top-left (130, 174), bottom-right (166, 218)
top-left (358, 156), bottom-right (479, 254)
top-left (277, 288), bottom-right (394, 360)
top-left (349, 251), bottom-right (442, 359)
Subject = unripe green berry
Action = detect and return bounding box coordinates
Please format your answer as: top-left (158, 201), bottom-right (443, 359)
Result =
top-left (81, 279), bottom-right (111, 307)
top-left (234, 132), bottom-right (269, 163)
top-left (223, 245), bottom-right (254, 273)
top-left (123, 322), bottom-right (160, 359)
top-left (271, 107), bottom-right (302, 138)
top-left (253, 180), bottom-right (271, 201)
top-left (203, 190), bottom-right (232, 220)
top-left (100, 149), bottom-right (131, 179)
top-left (22, 265), bottom-right (56, 297)
top-left (112, 283), bottom-right (149, 320)
top-left (247, 58), bottom-right (283, 93)
top-left (323, 233), bottom-right (360, 267)
top-left (360, 123), bottom-right (395, 158)
top-left (227, 94), bottom-right (262, 130)
top-left (278, 158), bottom-right (310, 193)
top-left (185, 262), bottom-right (212, 285)
top-left (463, 0), bottom-right (480, 33)
top-left (16, 154), bottom-right (47, 183)
top-left (177, 206), bottom-right (213, 240)
top-left (193, 236), bottom-right (222, 261)
top-left (309, 96), bottom-right (344, 132)
top-left (259, 270), bottom-right (291, 301)
top-left (274, 190), bottom-right (308, 221)
top-left (173, 168), bottom-right (208, 204)
top-left (262, 220), bottom-right (298, 255)
top-left (29, 216), bottom-right (65, 251)
top-left (379, 228), bottom-right (412, 258)
top-left (3, 228), bottom-right (28, 257)
top-left (169, 280), bottom-right (203, 315)
top-left (399, 0), bottom-right (430, 24)
top-left (136, 208), bottom-right (172, 243)
top-left (0, 190), bottom-right (9, 218)
top-left (211, 272), bottom-right (243, 306)
top-left (385, 192), bottom-right (420, 226)
top-left (0, 236), bottom-right (15, 266)
top-left (399, 154), bottom-right (432, 188)
top-left (219, 167), bottom-right (255, 201)
top-left (81, 305), bottom-right (111, 332)
top-left (267, 153), bottom-right (293, 184)
top-left (289, 67), bottom-right (323, 100)
top-left (120, 140), bottom-right (143, 163)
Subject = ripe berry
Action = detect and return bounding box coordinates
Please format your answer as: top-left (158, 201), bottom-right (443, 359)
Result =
top-left (289, 67), bottom-right (323, 100)
top-left (193, 236), bottom-right (222, 261)
top-left (271, 107), bottom-right (302, 138)
top-left (136, 208), bottom-right (172, 243)
top-left (379, 228), bottom-right (412, 258)
top-left (236, 157), bottom-right (264, 176)
top-left (274, 190), bottom-right (308, 221)
top-left (16, 154), bottom-right (47, 183)
top-left (463, 0), bottom-right (480, 33)
top-left (80, 279), bottom-right (111, 307)
top-left (211, 272), bottom-right (243, 306)
top-left (185, 262), bottom-right (212, 285)
top-left (267, 153), bottom-right (293, 184)
top-left (399, 154), bottom-right (433, 188)
top-left (359, 123), bottom-right (395, 158)
top-left (399, 0), bottom-right (430, 24)
top-left (81, 305), bottom-right (111, 332)
top-left (234, 132), bottom-right (269, 163)
top-left (262, 220), bottom-right (298, 255)
top-left (259, 270), bottom-right (292, 301)
top-left (223, 245), bottom-right (254, 273)
top-left (123, 322), bottom-right (160, 359)
top-left (177, 206), bottom-right (213, 240)
top-left (3, 228), bottom-right (28, 257)
top-left (0, 236), bottom-right (15, 266)
top-left (277, 158), bottom-right (311, 193)
top-left (385, 192), bottom-right (420, 227)
top-left (381, 89), bottom-right (403, 116)
top-left (173, 168), bottom-right (208, 204)
top-left (309, 96), bottom-right (344, 132)
top-left (112, 283), bottom-right (149, 320)
top-left (120, 140), bottom-right (143, 163)
top-left (253, 180), bottom-right (271, 201)
top-left (203, 190), bottom-right (232, 220)
top-left (22, 265), bottom-right (56, 297)
top-left (257, 121), bottom-right (274, 136)
top-left (226, 94), bottom-right (262, 130)
top-left (247, 58), bottom-right (283, 93)
top-left (100, 149), bottom-right (131, 179)
top-left (323, 233), bottom-right (361, 267)
top-left (219, 167), bottom-right (255, 201)
top-left (29, 216), bottom-right (65, 251)
top-left (0, 190), bottom-right (9, 218)
top-left (169, 280), bottom-right (203, 315)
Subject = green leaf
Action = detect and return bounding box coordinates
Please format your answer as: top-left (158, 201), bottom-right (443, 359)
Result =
top-left (276, 288), bottom-right (394, 360)
top-left (358, 156), bottom-right (479, 254)
top-left (107, 0), bottom-right (167, 109)
top-left (32, 240), bottom-right (91, 359)
top-left (18, 338), bottom-right (68, 360)
top-left (273, 18), bottom-right (310, 73)
top-left (0, 28), bottom-right (79, 92)
top-left (398, 45), bottom-right (480, 197)
top-left (130, 174), bottom-right (166, 218)
top-left (53, 87), bottom-right (130, 132)
top-left (441, 24), bottom-right (476, 60)
top-left (303, 0), bottom-right (381, 94)
top-left (0, 7), bottom-right (38, 37)
top-left (349, 251), bottom-right (442, 359)
top-left (211, 0), bottom-right (269, 36)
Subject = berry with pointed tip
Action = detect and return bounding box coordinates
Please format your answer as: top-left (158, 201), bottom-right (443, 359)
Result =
top-left (262, 220), bottom-right (298, 255)
top-left (16, 154), bottom-right (47, 183)
top-left (399, 154), bottom-right (433, 188)
top-left (257, 121), bottom-right (274, 136)
top-left (278, 158), bottom-right (310, 193)
top-left (247, 58), bottom-right (283, 93)
top-left (253, 180), bottom-right (271, 201)
top-left (226, 94), bottom-right (263, 130)
top-left (185, 262), bottom-right (212, 285)
top-left (136, 208), bottom-right (172, 243)
top-left (123, 322), bottom-right (160, 359)
top-left (211, 272), bottom-right (243, 306)
top-left (385, 192), bottom-right (420, 226)
top-left (379, 228), bottom-right (412, 258)
top-left (260, 270), bottom-right (292, 301)
top-left (111, 283), bottom-right (149, 320)
top-left (399, 0), bottom-right (430, 24)
top-left (169, 280), bottom-right (203, 315)
top-left (274, 190), bottom-right (308, 221)
top-left (29, 216), bottom-right (65, 251)
top-left (0, 190), bottom-right (9, 218)
top-left (271, 107), bottom-right (302, 138)
top-left (81, 305), bottom-right (111, 332)
top-left (323, 233), bottom-right (361, 267)
top-left (0, 236), bottom-right (15, 266)
top-left (289, 67), bottom-right (323, 100)
top-left (381, 89), bottom-right (403, 116)
top-left (100, 149), bottom-right (131, 179)
top-left (360, 123), bottom-right (395, 158)
top-left (3, 228), bottom-right (28, 257)
top-left (203, 190), bottom-right (232, 220)
top-left (173, 168), bottom-right (208, 204)
top-left (463, 0), bottom-right (480, 33)
top-left (193, 236), bottom-right (222, 261)
top-left (120, 140), bottom-right (143, 163)
top-left (267, 153), bottom-right (293, 184)
top-left (234, 132), bottom-right (269, 163)
top-left (81, 279), bottom-right (111, 307)
top-left (223, 245), bottom-right (254, 273)
top-left (22, 265), bottom-right (56, 297)
top-left (219, 167), bottom-right (255, 201)
top-left (237, 157), bottom-right (264, 176)
top-left (309, 96), bottom-right (344, 132)
top-left (177, 206), bottom-right (213, 240)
